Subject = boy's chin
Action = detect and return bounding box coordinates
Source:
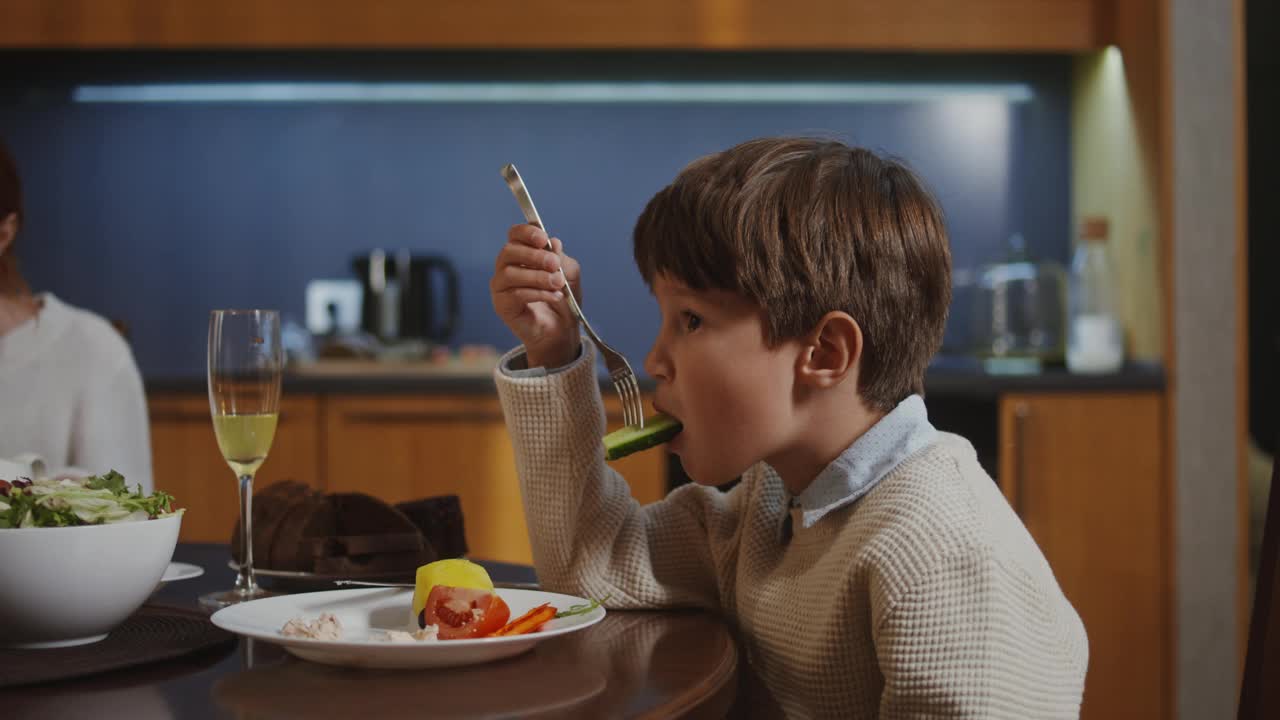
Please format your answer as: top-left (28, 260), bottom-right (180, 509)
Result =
top-left (680, 458), bottom-right (746, 488)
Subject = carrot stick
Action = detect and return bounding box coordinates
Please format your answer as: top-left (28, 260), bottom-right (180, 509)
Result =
top-left (491, 603), bottom-right (557, 636)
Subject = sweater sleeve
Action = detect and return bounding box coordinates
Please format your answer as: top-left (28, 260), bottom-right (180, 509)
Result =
top-left (494, 344), bottom-right (742, 610)
top-left (873, 550), bottom-right (1089, 719)
top-left (71, 345), bottom-right (154, 494)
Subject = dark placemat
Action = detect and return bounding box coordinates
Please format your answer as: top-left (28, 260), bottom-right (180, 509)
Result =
top-left (0, 604), bottom-right (236, 688)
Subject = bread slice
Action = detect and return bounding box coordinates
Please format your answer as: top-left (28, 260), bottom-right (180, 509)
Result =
top-left (309, 493), bottom-right (436, 575)
top-left (395, 494), bottom-right (468, 559)
top-left (230, 480), bottom-right (319, 567)
top-left (267, 491), bottom-right (334, 572)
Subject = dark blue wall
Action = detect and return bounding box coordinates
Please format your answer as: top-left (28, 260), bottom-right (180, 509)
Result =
top-left (0, 52), bottom-right (1071, 378)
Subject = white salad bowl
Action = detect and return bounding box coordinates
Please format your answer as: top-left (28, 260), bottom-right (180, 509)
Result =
top-left (0, 512), bottom-right (182, 648)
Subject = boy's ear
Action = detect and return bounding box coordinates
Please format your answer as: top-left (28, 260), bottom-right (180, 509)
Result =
top-left (796, 311), bottom-right (862, 389)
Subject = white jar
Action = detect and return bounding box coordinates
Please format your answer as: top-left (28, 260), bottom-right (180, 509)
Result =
top-left (1066, 217), bottom-right (1125, 374)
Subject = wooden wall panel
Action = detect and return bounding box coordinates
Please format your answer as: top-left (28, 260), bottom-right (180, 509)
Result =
top-left (1, 0), bottom-right (1102, 50)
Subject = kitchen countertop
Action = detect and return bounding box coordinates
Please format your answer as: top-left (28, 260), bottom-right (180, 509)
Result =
top-left (921, 357), bottom-right (1166, 397)
top-left (146, 358), bottom-right (1165, 397)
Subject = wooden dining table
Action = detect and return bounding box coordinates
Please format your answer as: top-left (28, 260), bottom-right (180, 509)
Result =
top-left (4, 543), bottom-right (740, 719)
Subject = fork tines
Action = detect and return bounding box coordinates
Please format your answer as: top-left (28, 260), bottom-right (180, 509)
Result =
top-left (612, 367), bottom-right (644, 429)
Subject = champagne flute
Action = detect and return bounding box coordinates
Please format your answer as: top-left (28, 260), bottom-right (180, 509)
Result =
top-left (201, 309), bottom-right (283, 610)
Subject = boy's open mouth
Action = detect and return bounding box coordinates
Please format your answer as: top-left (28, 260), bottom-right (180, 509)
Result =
top-left (651, 403), bottom-right (684, 449)
top-left (652, 402), bottom-right (680, 426)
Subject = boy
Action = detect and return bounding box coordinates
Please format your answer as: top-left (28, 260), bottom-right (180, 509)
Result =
top-left (490, 137), bottom-right (1087, 718)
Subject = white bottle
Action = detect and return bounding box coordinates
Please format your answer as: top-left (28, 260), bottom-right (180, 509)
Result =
top-left (1066, 217), bottom-right (1125, 374)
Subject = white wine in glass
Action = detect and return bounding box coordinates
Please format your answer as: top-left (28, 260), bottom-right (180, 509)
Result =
top-left (212, 413), bottom-right (279, 477)
top-left (201, 309), bottom-right (283, 611)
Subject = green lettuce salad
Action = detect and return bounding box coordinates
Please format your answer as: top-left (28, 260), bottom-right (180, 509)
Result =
top-left (0, 471), bottom-right (181, 529)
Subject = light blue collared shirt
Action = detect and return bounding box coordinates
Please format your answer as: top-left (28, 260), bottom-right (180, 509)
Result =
top-left (786, 394), bottom-right (938, 532)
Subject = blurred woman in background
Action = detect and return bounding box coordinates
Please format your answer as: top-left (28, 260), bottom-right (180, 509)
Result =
top-left (0, 137), bottom-right (153, 492)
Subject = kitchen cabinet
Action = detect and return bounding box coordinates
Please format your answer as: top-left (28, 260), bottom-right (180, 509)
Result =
top-left (321, 394), bottom-right (529, 563)
top-left (2, 0), bottom-right (1103, 51)
top-left (999, 392), bottom-right (1167, 720)
top-left (148, 394), bottom-right (322, 544)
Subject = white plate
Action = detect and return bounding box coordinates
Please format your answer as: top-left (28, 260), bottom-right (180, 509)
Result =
top-left (209, 587), bottom-right (605, 669)
top-left (161, 562), bottom-right (205, 585)
top-left (226, 559), bottom-right (411, 583)
top-left (225, 561), bottom-right (540, 594)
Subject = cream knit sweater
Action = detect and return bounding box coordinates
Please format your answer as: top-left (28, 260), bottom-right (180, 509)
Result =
top-left (495, 348), bottom-right (1088, 718)
top-left (0, 294), bottom-right (152, 492)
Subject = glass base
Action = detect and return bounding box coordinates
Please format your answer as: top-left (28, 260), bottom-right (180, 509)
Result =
top-left (199, 587), bottom-right (278, 612)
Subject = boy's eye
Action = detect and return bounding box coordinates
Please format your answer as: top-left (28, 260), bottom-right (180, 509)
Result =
top-left (682, 312), bottom-right (702, 332)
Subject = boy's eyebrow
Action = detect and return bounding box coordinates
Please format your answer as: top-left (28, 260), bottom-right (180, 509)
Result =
top-left (662, 287), bottom-right (716, 305)
top-left (656, 277), bottom-right (703, 298)
top-left (655, 275), bottom-right (736, 305)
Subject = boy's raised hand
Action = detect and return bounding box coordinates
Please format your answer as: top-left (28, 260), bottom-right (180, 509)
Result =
top-left (490, 223), bottom-right (583, 369)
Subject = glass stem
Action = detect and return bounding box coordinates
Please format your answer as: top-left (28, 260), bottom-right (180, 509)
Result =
top-left (234, 472), bottom-right (257, 596)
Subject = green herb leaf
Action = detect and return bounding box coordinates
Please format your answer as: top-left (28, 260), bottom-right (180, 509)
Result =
top-left (555, 594), bottom-right (610, 619)
top-left (85, 470), bottom-right (127, 494)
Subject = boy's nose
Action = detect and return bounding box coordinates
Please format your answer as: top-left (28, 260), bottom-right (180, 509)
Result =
top-left (644, 338), bottom-right (671, 382)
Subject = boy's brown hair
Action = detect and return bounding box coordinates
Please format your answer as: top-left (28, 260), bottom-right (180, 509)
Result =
top-left (633, 137), bottom-right (951, 412)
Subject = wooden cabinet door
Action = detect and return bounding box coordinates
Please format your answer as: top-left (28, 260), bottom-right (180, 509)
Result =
top-left (999, 392), bottom-right (1168, 720)
top-left (323, 394), bottom-right (528, 564)
top-left (149, 393), bottom-right (321, 543)
top-left (323, 393), bottom-right (666, 565)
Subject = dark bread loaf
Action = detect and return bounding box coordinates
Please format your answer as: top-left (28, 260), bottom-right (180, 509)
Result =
top-left (230, 484), bottom-right (439, 575)
top-left (301, 493), bottom-right (437, 575)
top-left (230, 480), bottom-right (320, 567)
top-left (394, 495), bottom-right (468, 559)
top-left (265, 491), bottom-right (335, 571)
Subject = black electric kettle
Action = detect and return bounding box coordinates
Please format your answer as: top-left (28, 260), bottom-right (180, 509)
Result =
top-left (352, 250), bottom-right (460, 344)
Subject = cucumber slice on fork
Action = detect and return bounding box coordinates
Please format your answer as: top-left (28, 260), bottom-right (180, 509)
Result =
top-left (603, 414), bottom-right (683, 461)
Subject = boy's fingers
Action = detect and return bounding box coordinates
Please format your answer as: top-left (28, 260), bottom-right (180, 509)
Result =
top-left (547, 237), bottom-right (578, 292)
top-left (495, 287), bottom-right (564, 311)
top-left (495, 242), bottom-right (559, 272)
top-left (491, 265), bottom-right (565, 294)
top-left (561, 253), bottom-right (579, 278)
top-left (508, 223), bottom-right (549, 248)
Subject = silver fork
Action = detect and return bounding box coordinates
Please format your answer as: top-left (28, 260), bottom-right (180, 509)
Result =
top-left (501, 163), bottom-right (645, 429)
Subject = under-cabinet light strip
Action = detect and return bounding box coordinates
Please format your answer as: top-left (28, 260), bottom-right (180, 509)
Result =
top-left (72, 82), bottom-right (1034, 104)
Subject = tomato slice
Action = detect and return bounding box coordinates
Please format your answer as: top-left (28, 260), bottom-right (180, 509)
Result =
top-left (419, 586), bottom-right (511, 639)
